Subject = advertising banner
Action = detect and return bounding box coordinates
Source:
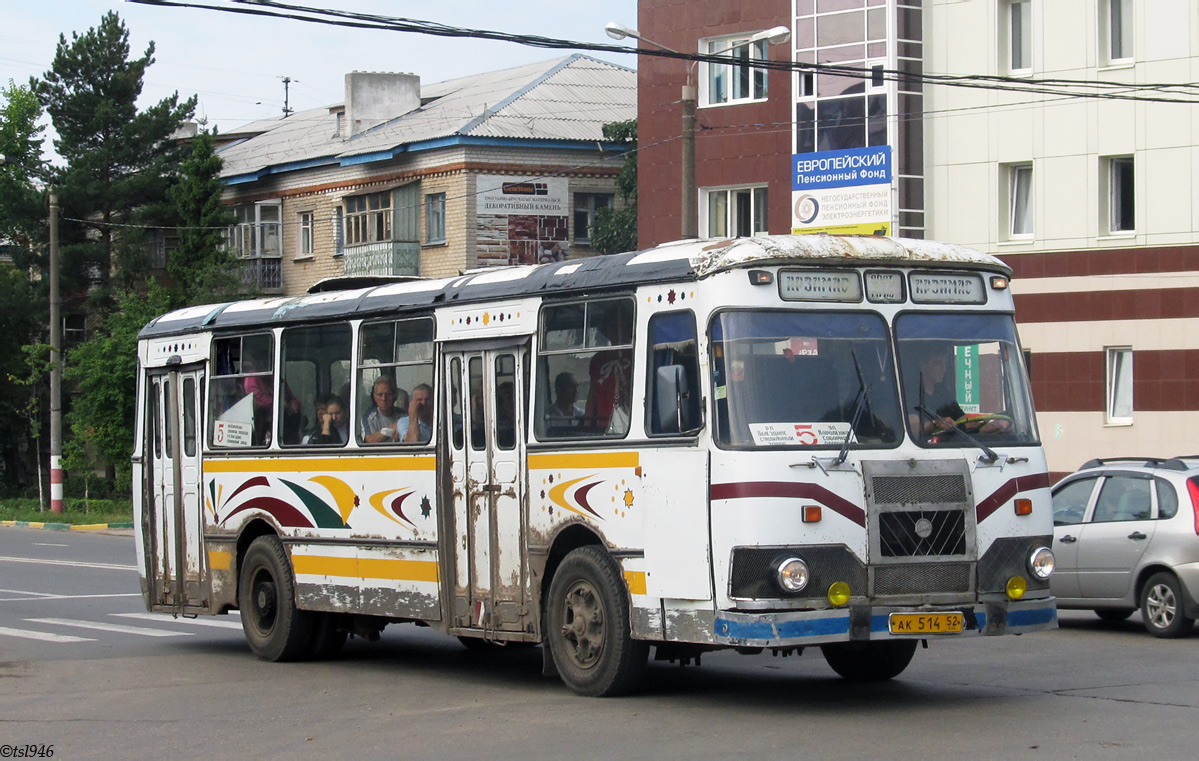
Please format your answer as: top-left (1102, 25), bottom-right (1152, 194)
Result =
top-left (791, 146), bottom-right (893, 235)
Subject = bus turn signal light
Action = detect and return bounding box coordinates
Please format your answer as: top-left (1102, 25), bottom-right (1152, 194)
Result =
top-left (802, 505), bottom-right (822, 523)
top-left (1014, 498), bottom-right (1032, 516)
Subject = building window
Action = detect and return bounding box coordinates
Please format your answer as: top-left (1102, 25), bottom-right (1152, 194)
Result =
top-left (1007, 163), bottom-right (1034, 238)
top-left (296, 211), bottom-right (314, 257)
top-left (702, 35), bottom-right (768, 106)
top-left (1105, 156), bottom-right (1135, 233)
top-left (573, 193), bottom-right (613, 244)
top-left (227, 202), bottom-right (282, 259)
top-left (1104, 0), bottom-right (1133, 63)
top-left (344, 191), bottom-right (392, 246)
top-left (425, 193), bottom-right (446, 244)
top-left (1106, 347), bottom-right (1133, 425)
top-left (1004, 0), bottom-right (1032, 72)
top-left (703, 186), bottom-right (767, 238)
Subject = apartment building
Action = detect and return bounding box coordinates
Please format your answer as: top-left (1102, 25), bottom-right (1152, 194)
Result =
top-left (634, 0), bottom-right (1199, 476)
top-left (217, 54), bottom-right (635, 296)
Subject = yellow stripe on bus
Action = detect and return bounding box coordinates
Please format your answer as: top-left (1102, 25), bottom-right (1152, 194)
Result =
top-left (528, 452), bottom-right (640, 470)
top-left (623, 571), bottom-right (647, 596)
top-left (203, 456), bottom-right (436, 473)
top-left (208, 549), bottom-right (232, 571)
top-left (292, 554), bottom-right (440, 583)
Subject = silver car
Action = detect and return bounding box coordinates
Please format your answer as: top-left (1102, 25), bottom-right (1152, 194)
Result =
top-left (1051, 457), bottom-right (1199, 637)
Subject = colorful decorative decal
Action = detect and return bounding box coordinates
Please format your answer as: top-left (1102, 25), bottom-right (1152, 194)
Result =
top-left (710, 481), bottom-right (866, 527)
top-left (225, 475), bottom-right (269, 504)
top-left (221, 497), bottom-right (315, 528)
top-left (280, 480), bottom-right (349, 529)
top-left (546, 475), bottom-right (604, 519)
top-left (369, 488), bottom-right (418, 531)
top-left (975, 473), bottom-right (1051, 524)
top-left (420, 496), bottom-right (432, 518)
top-left (308, 475), bottom-right (359, 525)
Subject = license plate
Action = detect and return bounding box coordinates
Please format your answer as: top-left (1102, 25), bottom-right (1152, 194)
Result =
top-left (888, 612), bottom-right (964, 635)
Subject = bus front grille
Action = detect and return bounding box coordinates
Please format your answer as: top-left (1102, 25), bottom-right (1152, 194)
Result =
top-left (878, 509), bottom-right (967, 557)
top-left (873, 562), bottom-right (972, 595)
top-left (871, 474), bottom-right (969, 505)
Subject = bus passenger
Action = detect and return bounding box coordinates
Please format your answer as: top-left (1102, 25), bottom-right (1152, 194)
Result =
top-left (306, 394), bottom-right (349, 445)
top-left (362, 376), bottom-right (405, 443)
top-left (397, 383), bottom-right (433, 443)
top-left (549, 372), bottom-right (584, 425)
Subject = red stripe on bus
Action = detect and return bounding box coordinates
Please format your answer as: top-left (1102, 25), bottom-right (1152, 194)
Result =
top-left (710, 481), bottom-right (866, 527)
top-left (975, 473), bottom-right (1051, 524)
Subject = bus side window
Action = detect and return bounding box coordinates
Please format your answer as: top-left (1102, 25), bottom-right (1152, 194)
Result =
top-left (648, 311), bottom-right (701, 435)
top-left (281, 323), bottom-right (352, 447)
top-left (210, 333), bottom-right (274, 448)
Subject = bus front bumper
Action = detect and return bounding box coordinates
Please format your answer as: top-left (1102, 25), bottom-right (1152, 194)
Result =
top-left (712, 597), bottom-right (1057, 648)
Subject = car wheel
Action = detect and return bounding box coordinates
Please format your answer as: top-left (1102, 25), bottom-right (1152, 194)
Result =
top-left (1140, 572), bottom-right (1195, 638)
top-left (820, 640), bottom-right (917, 681)
top-left (1094, 608), bottom-right (1134, 622)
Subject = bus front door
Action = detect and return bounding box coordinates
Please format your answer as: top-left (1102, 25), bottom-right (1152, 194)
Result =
top-left (444, 347), bottom-right (529, 636)
top-left (144, 366), bottom-right (209, 613)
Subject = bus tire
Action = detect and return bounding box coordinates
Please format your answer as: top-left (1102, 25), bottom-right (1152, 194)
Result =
top-left (545, 546), bottom-right (648, 697)
top-left (239, 535), bottom-right (315, 662)
top-left (820, 640), bottom-right (917, 681)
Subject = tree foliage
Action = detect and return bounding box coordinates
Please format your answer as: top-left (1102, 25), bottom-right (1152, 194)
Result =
top-left (64, 282), bottom-right (172, 485)
top-left (590, 119), bottom-right (638, 255)
top-left (168, 129), bottom-right (240, 306)
top-left (0, 81), bottom-right (47, 256)
top-left (32, 11), bottom-right (196, 303)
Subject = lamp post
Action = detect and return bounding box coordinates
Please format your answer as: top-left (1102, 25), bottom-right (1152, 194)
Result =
top-left (0, 153), bottom-right (62, 514)
top-left (606, 22), bottom-right (791, 240)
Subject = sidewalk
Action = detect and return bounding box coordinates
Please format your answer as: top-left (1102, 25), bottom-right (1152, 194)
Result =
top-left (1, 519), bottom-right (134, 532)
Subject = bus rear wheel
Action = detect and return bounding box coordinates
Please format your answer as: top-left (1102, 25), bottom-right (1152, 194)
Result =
top-left (239, 535), bottom-right (315, 662)
top-left (545, 546), bottom-right (648, 697)
top-left (820, 640), bottom-right (917, 681)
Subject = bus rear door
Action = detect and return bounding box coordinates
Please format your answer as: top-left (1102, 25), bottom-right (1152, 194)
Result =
top-left (444, 345), bottom-right (529, 636)
top-left (143, 365), bottom-right (210, 612)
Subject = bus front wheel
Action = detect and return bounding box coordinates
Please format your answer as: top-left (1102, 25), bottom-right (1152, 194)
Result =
top-left (820, 640), bottom-right (917, 681)
top-left (545, 546), bottom-right (648, 697)
top-left (239, 535), bottom-right (315, 661)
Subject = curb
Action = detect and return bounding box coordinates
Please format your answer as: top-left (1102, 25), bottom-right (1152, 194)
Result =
top-left (1, 520), bottom-right (135, 531)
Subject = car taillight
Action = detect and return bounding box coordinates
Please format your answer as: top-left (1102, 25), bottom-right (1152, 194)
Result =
top-left (1187, 477), bottom-right (1199, 536)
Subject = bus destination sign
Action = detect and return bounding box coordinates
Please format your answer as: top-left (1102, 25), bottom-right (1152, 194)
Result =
top-left (778, 270), bottom-right (862, 302)
top-left (909, 273), bottom-right (986, 304)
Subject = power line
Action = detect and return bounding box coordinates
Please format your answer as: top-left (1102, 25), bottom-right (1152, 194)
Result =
top-left (126, 0), bottom-right (1199, 105)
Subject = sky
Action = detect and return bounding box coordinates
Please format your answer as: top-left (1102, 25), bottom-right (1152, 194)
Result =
top-left (1, 0), bottom-right (641, 154)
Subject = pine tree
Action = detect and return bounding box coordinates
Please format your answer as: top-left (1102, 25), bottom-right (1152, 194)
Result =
top-left (32, 11), bottom-right (197, 303)
top-left (168, 130), bottom-right (240, 306)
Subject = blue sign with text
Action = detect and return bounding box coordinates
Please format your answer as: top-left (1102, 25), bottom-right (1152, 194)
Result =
top-left (793, 146), bottom-right (892, 191)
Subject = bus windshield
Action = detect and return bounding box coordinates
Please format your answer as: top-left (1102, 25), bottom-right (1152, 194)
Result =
top-left (896, 313), bottom-right (1038, 448)
top-left (712, 311), bottom-right (903, 448)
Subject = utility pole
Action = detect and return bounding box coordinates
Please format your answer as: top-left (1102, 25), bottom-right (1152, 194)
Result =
top-left (48, 191), bottom-right (63, 515)
top-left (282, 76), bottom-right (294, 117)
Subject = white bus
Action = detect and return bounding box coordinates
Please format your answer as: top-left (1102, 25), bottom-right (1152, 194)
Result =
top-left (133, 234), bottom-right (1056, 696)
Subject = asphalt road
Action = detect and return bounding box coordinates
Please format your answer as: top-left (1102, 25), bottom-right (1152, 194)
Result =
top-left (1, 527), bottom-right (1196, 760)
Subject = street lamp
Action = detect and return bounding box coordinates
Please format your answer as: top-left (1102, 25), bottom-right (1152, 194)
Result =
top-left (607, 22), bottom-right (791, 239)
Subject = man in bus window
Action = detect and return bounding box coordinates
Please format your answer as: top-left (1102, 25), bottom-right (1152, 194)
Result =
top-left (362, 376), bottom-right (404, 443)
top-left (549, 371), bottom-right (584, 425)
top-left (398, 383), bottom-right (433, 443)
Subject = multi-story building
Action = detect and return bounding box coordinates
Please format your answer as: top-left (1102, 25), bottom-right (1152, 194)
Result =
top-left (634, 0), bottom-right (1199, 476)
top-left (217, 54), bottom-right (635, 296)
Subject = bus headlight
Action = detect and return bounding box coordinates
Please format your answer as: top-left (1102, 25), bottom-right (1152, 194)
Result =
top-left (1027, 547), bottom-right (1055, 580)
top-left (774, 557), bottom-right (809, 593)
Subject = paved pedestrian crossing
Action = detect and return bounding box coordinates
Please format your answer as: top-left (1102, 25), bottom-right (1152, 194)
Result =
top-left (0, 612), bottom-right (244, 644)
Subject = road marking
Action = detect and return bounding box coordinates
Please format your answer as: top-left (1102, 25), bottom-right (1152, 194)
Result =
top-left (114, 612), bottom-right (244, 630)
top-left (0, 555), bottom-right (137, 571)
top-left (0, 626), bottom-right (94, 643)
top-left (0, 592), bottom-right (142, 602)
top-left (25, 618), bottom-right (194, 638)
top-left (32, 543), bottom-right (70, 547)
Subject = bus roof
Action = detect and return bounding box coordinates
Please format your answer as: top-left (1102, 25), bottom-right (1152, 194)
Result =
top-left (139, 234), bottom-right (1008, 339)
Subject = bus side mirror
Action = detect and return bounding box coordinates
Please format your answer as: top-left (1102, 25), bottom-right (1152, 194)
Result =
top-left (656, 364), bottom-right (693, 434)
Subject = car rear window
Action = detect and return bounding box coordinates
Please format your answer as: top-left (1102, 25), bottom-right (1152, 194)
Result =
top-left (1156, 478), bottom-right (1178, 519)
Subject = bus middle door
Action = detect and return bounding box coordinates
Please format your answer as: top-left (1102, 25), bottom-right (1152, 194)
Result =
top-left (445, 346), bottom-right (528, 636)
top-left (144, 365), bottom-right (209, 613)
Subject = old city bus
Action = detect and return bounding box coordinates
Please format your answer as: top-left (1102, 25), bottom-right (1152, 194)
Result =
top-left (133, 234), bottom-right (1056, 696)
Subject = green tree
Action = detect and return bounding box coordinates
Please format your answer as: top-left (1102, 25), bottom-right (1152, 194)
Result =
top-left (64, 281), bottom-right (172, 486)
top-left (0, 81), bottom-right (46, 260)
top-left (168, 129), bottom-right (241, 306)
top-left (590, 119), bottom-right (638, 255)
top-left (32, 11), bottom-right (197, 303)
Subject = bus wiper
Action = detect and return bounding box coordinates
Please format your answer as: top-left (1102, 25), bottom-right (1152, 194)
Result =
top-left (915, 404), bottom-right (999, 464)
top-left (834, 350), bottom-right (868, 466)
